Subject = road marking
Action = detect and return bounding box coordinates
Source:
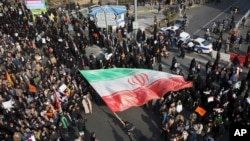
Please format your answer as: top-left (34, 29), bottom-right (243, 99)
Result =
top-left (171, 52), bottom-right (208, 64)
top-left (193, 0), bottom-right (240, 35)
top-left (128, 9), bottom-right (158, 14)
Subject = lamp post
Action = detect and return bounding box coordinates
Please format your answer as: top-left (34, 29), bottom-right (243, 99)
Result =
top-left (133, 0), bottom-right (138, 37)
top-left (134, 0), bottom-right (138, 22)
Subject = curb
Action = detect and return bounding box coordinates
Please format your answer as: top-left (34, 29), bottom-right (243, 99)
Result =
top-left (128, 9), bottom-right (158, 14)
top-left (188, 4), bottom-right (199, 9)
top-left (128, 4), bottom-right (200, 14)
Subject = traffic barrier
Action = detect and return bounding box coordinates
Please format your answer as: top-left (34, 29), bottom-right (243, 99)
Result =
top-left (211, 50), bottom-right (231, 62)
top-left (235, 9), bottom-right (250, 29)
top-left (230, 53), bottom-right (246, 65)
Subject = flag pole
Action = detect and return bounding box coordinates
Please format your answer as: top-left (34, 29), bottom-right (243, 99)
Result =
top-left (112, 112), bottom-right (125, 126)
top-left (112, 112), bottom-right (134, 141)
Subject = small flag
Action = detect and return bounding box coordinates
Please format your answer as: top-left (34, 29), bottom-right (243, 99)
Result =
top-left (195, 106), bottom-right (206, 117)
top-left (6, 71), bottom-right (14, 86)
top-left (79, 131), bottom-right (85, 137)
top-left (28, 84), bottom-right (37, 93)
top-left (54, 91), bottom-right (60, 109)
top-left (61, 115), bottom-right (69, 129)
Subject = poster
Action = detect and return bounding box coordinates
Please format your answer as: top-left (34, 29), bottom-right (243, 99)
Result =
top-left (25, 0), bottom-right (47, 15)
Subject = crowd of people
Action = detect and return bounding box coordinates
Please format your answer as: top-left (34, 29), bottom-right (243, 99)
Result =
top-left (0, 1), bottom-right (249, 141)
top-left (0, 1), bottom-right (102, 141)
top-left (154, 56), bottom-right (250, 141)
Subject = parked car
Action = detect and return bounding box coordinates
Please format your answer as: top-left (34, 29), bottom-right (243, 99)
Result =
top-left (159, 26), bottom-right (190, 43)
top-left (179, 37), bottom-right (213, 54)
top-left (174, 18), bottom-right (188, 28)
top-left (159, 26), bottom-right (180, 35)
top-left (177, 32), bottom-right (191, 45)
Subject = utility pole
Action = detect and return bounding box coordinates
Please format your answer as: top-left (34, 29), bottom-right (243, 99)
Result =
top-left (134, 0), bottom-right (138, 22)
top-left (98, 5), bottom-right (109, 40)
top-left (133, 0), bottom-right (138, 37)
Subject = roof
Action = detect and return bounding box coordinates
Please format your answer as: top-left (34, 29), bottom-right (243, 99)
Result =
top-left (88, 5), bottom-right (127, 16)
top-left (161, 26), bottom-right (179, 31)
top-left (194, 37), bottom-right (205, 43)
top-left (179, 32), bottom-right (190, 38)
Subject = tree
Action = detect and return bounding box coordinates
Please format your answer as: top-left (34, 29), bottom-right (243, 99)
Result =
top-left (150, 0), bottom-right (156, 10)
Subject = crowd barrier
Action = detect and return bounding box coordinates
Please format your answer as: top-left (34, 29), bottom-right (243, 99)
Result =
top-left (229, 52), bottom-right (247, 66)
top-left (211, 51), bottom-right (248, 66)
top-left (235, 9), bottom-right (250, 29)
top-left (211, 50), bottom-right (231, 62)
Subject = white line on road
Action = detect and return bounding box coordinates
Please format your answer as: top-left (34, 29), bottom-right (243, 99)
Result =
top-left (171, 52), bottom-right (208, 64)
top-left (193, 0), bottom-right (240, 35)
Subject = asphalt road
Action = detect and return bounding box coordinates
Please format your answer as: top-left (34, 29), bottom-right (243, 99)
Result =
top-left (80, 1), bottom-right (250, 141)
top-left (186, 0), bottom-right (250, 36)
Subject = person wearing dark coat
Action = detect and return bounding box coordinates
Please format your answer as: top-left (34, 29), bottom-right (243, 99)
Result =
top-left (247, 69), bottom-right (250, 82)
top-left (239, 79), bottom-right (247, 94)
top-left (233, 55), bottom-right (240, 66)
top-left (90, 132), bottom-right (98, 141)
top-left (214, 123), bottom-right (225, 141)
top-left (158, 63), bottom-right (163, 71)
top-left (189, 58), bottom-right (196, 73)
top-left (76, 115), bottom-right (87, 132)
top-left (171, 57), bottom-right (177, 71)
top-left (180, 47), bottom-right (185, 58)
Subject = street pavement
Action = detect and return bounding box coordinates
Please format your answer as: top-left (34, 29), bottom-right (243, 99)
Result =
top-left (233, 13), bottom-right (250, 55)
top-left (79, 1), bottom-right (250, 141)
top-left (130, 0), bottom-right (250, 71)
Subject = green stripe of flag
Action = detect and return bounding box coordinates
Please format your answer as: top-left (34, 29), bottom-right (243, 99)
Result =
top-left (79, 68), bottom-right (148, 82)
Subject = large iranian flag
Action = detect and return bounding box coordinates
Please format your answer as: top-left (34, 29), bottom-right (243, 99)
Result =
top-left (80, 68), bottom-right (193, 112)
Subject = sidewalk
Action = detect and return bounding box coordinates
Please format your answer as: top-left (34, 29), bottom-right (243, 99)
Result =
top-left (231, 14), bottom-right (250, 55)
top-left (128, 3), bottom-right (200, 14)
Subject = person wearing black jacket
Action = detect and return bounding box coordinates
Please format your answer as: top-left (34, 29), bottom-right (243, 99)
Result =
top-left (170, 57), bottom-right (177, 71)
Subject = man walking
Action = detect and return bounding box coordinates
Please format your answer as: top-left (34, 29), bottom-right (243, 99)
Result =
top-left (241, 17), bottom-right (246, 29)
top-left (158, 3), bottom-right (161, 14)
top-left (238, 35), bottom-right (243, 50)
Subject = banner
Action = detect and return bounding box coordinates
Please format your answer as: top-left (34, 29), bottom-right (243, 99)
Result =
top-left (195, 106), bottom-right (206, 117)
top-left (25, 0), bottom-right (47, 15)
top-left (58, 84), bottom-right (71, 96)
top-left (207, 96), bottom-right (214, 103)
top-left (230, 53), bottom-right (246, 65)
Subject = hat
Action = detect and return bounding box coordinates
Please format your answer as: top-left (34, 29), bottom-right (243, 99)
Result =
top-left (170, 102), bottom-right (176, 107)
top-left (25, 128), bottom-right (30, 132)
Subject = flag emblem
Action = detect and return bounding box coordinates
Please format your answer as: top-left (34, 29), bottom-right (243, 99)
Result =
top-left (128, 73), bottom-right (149, 86)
